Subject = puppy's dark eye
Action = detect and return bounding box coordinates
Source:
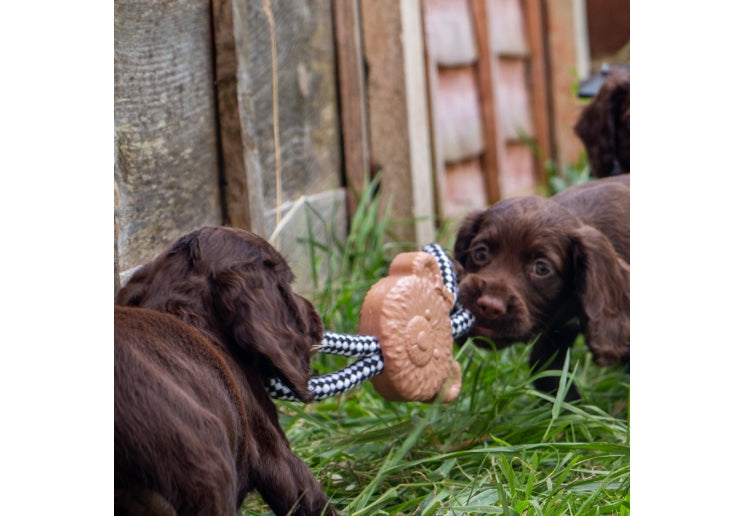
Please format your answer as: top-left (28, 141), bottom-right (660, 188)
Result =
top-left (532, 259), bottom-right (553, 277)
top-left (471, 244), bottom-right (489, 265)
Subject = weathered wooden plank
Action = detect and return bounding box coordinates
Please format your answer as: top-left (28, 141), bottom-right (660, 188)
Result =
top-left (470, 0), bottom-right (503, 203)
top-left (332, 0), bottom-right (370, 217)
top-left (114, 0), bottom-right (222, 273)
top-left (422, 0), bottom-right (478, 67)
top-left (435, 66), bottom-right (484, 164)
top-left (496, 57), bottom-right (533, 141)
top-left (442, 158), bottom-right (488, 218)
top-left (212, 0), bottom-right (263, 233)
top-left (231, 0), bottom-right (341, 238)
top-left (544, 0), bottom-right (585, 168)
top-left (401, 0), bottom-right (436, 245)
top-left (500, 141), bottom-right (536, 197)
top-left (524, 0), bottom-right (553, 188)
top-left (421, 3), bottom-right (448, 223)
top-left (360, 0), bottom-right (436, 246)
top-left (487, 0), bottom-right (528, 56)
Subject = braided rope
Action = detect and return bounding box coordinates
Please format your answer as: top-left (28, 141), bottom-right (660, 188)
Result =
top-left (266, 244), bottom-right (474, 402)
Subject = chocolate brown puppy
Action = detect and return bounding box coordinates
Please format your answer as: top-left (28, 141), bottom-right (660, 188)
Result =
top-left (454, 176), bottom-right (629, 399)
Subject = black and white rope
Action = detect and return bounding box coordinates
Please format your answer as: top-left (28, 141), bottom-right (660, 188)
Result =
top-left (319, 331), bottom-right (381, 357)
top-left (422, 243), bottom-right (459, 304)
top-left (449, 306), bottom-right (476, 340)
top-left (422, 243), bottom-right (475, 339)
top-left (266, 243), bottom-right (474, 402)
top-left (268, 355), bottom-right (385, 401)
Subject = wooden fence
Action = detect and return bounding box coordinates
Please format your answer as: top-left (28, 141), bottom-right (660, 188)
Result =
top-left (115, 0), bottom-right (625, 295)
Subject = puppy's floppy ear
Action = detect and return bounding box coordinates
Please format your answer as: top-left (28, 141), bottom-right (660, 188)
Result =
top-left (454, 211), bottom-right (485, 266)
top-left (210, 264), bottom-right (317, 402)
top-left (115, 230), bottom-right (202, 307)
top-left (115, 267), bottom-right (151, 307)
top-left (115, 232), bottom-right (214, 332)
top-left (609, 78), bottom-right (630, 172)
top-left (571, 224), bottom-right (630, 366)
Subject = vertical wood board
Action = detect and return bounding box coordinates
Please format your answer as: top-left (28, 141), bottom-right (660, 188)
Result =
top-left (499, 141), bottom-right (536, 197)
top-left (423, 0), bottom-right (478, 66)
top-left (524, 0), bottom-right (553, 186)
top-left (114, 0), bottom-right (222, 273)
top-left (443, 158), bottom-right (488, 217)
top-left (402, 0), bottom-right (436, 245)
top-left (231, 0), bottom-right (341, 228)
top-left (333, 0), bottom-right (370, 217)
top-left (421, 1), bottom-right (448, 221)
top-left (495, 57), bottom-right (534, 141)
top-left (360, 0), bottom-right (435, 245)
top-left (435, 66), bottom-right (484, 164)
top-left (545, 0), bottom-right (585, 168)
top-left (487, 0), bottom-right (528, 55)
top-left (212, 0), bottom-right (263, 232)
top-left (470, 0), bottom-right (503, 203)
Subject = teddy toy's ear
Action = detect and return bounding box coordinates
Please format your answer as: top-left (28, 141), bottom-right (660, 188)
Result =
top-left (571, 225), bottom-right (630, 366)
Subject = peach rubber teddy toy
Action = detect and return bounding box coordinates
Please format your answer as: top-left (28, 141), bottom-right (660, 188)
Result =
top-left (266, 244), bottom-right (474, 404)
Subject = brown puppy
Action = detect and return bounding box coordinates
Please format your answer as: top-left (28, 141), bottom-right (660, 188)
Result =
top-left (115, 226), bottom-right (336, 515)
top-left (574, 69), bottom-right (630, 178)
top-left (454, 176), bottom-right (629, 399)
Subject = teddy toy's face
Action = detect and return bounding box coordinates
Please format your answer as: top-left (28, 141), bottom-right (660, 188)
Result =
top-left (360, 251), bottom-right (461, 403)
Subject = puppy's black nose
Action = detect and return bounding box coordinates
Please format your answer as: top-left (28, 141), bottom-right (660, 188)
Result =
top-left (477, 295), bottom-right (506, 318)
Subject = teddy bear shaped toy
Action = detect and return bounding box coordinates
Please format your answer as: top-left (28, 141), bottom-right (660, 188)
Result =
top-left (266, 244), bottom-right (474, 404)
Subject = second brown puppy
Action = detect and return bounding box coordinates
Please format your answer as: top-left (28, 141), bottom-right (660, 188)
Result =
top-left (454, 175), bottom-right (629, 399)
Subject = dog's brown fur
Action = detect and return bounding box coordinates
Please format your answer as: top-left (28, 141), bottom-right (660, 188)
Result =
top-left (574, 69), bottom-right (630, 178)
top-left (114, 226), bottom-right (336, 515)
top-left (454, 176), bottom-right (629, 399)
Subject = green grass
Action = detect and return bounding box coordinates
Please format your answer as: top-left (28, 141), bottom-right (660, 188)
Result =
top-left (518, 131), bottom-right (591, 196)
top-left (241, 179), bottom-right (629, 515)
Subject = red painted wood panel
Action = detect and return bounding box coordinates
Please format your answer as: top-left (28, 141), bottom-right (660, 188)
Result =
top-left (487, 0), bottom-right (528, 56)
top-left (435, 66), bottom-right (484, 164)
top-left (424, 0), bottom-right (551, 219)
top-left (443, 158), bottom-right (489, 217)
top-left (494, 56), bottom-right (533, 141)
top-left (499, 141), bottom-right (536, 197)
top-left (423, 0), bottom-right (478, 66)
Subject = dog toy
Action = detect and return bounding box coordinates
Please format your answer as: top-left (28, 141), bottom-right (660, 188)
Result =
top-left (267, 244), bottom-right (474, 403)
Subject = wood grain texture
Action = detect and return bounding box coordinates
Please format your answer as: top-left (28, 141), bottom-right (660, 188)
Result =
top-left (442, 157), bottom-right (488, 218)
top-left (115, 0), bottom-right (222, 272)
top-left (545, 0), bottom-right (585, 169)
top-left (496, 57), bottom-right (533, 141)
top-left (470, 0), bottom-right (503, 203)
top-left (500, 141), bottom-right (536, 197)
top-left (401, 0), bottom-right (436, 246)
top-left (435, 66), bottom-right (484, 163)
top-left (487, 0), bottom-right (528, 56)
top-left (265, 188), bottom-right (348, 297)
top-left (524, 0), bottom-right (552, 187)
top-left (231, 0), bottom-right (341, 227)
top-left (332, 0), bottom-right (370, 217)
top-left (421, 0), bottom-right (447, 221)
top-left (361, 0), bottom-right (435, 246)
top-left (422, 0), bottom-right (478, 66)
top-left (212, 0), bottom-right (264, 233)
